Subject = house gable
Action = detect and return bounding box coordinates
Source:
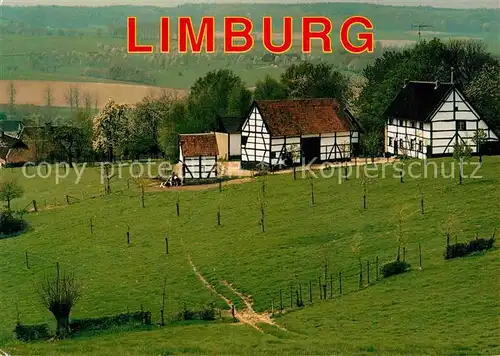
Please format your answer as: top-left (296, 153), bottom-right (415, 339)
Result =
top-left (240, 102), bottom-right (271, 166)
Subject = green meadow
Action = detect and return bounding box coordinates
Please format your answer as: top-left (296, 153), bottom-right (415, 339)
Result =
top-left (0, 157), bottom-right (499, 354)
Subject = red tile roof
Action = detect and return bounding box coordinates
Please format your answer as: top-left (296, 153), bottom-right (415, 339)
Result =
top-left (255, 98), bottom-right (352, 137)
top-left (180, 133), bottom-right (219, 158)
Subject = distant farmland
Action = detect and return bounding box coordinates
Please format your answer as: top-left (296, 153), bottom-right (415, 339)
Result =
top-left (0, 80), bottom-right (188, 108)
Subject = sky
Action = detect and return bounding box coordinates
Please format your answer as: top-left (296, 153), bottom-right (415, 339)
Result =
top-left (2, 0), bottom-right (499, 9)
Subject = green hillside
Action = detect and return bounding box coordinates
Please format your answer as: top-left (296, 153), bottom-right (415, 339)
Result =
top-left (0, 157), bottom-right (499, 354)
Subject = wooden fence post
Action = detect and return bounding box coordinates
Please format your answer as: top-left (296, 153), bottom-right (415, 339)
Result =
top-left (309, 281), bottom-right (313, 303)
top-left (403, 247), bottom-right (406, 263)
top-left (141, 185), bottom-right (145, 208)
top-left (330, 274), bottom-right (333, 298)
top-left (419, 243), bottom-right (422, 270)
top-left (176, 199), bottom-right (180, 217)
top-left (217, 210), bottom-right (221, 226)
top-left (127, 225), bottom-right (130, 245)
top-left (25, 251), bottom-right (29, 269)
top-left (165, 235), bottom-right (169, 254)
top-left (32, 200), bottom-right (38, 212)
top-left (339, 271), bottom-right (342, 295)
top-left (66, 195), bottom-right (70, 205)
top-left (367, 261), bottom-right (370, 285)
top-left (90, 218), bottom-right (93, 234)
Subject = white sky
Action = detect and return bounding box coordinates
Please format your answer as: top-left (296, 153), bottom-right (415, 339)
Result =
top-left (2, 0), bottom-right (499, 8)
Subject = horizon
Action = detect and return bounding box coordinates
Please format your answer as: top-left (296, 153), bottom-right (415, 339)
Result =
top-left (2, 0), bottom-right (499, 9)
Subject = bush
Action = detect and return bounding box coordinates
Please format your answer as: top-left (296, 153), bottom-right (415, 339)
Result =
top-left (70, 311), bottom-right (150, 333)
top-left (444, 237), bottom-right (495, 260)
top-left (14, 323), bottom-right (52, 342)
top-left (177, 304), bottom-right (216, 321)
top-left (381, 260), bottom-right (411, 278)
top-left (0, 210), bottom-right (27, 236)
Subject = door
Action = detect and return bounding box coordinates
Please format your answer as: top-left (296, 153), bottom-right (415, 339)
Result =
top-left (394, 140), bottom-right (399, 155)
top-left (301, 137), bottom-right (321, 165)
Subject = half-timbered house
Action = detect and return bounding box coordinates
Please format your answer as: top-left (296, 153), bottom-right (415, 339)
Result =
top-left (240, 98), bottom-right (360, 170)
top-left (385, 80), bottom-right (499, 159)
top-left (179, 133), bottom-right (219, 179)
top-left (0, 131), bottom-right (29, 167)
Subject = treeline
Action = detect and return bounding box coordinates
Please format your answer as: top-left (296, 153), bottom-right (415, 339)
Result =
top-left (1, 3), bottom-right (499, 35)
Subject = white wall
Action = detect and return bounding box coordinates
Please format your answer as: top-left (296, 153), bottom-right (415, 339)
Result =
top-left (229, 133), bottom-right (241, 157)
top-left (241, 106), bottom-right (270, 165)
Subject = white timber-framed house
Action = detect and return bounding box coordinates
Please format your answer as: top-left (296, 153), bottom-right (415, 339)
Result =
top-left (178, 133), bottom-right (220, 179)
top-left (385, 80), bottom-right (499, 159)
top-left (240, 98), bottom-right (361, 170)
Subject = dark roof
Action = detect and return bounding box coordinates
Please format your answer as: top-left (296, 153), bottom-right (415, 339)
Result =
top-left (0, 120), bottom-right (23, 136)
top-left (254, 98), bottom-right (354, 137)
top-left (179, 133), bottom-right (219, 158)
top-left (384, 82), bottom-right (454, 122)
top-left (216, 116), bottom-right (245, 134)
top-left (0, 134), bottom-right (28, 160)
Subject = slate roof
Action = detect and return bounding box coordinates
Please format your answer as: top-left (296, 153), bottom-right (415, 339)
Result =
top-left (179, 133), bottom-right (219, 158)
top-left (216, 116), bottom-right (245, 134)
top-left (254, 98), bottom-right (354, 137)
top-left (383, 82), bottom-right (454, 122)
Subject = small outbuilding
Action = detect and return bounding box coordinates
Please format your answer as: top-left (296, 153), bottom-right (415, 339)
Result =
top-left (179, 133), bottom-right (220, 179)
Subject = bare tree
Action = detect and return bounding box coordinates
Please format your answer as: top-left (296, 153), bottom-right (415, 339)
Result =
top-left (38, 264), bottom-right (80, 337)
top-left (8, 81), bottom-right (16, 114)
top-left (472, 128), bottom-right (487, 164)
top-left (65, 86), bottom-right (75, 111)
top-left (44, 85), bottom-right (53, 108)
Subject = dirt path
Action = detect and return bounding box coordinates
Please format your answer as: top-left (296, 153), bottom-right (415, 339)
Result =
top-left (188, 255), bottom-right (286, 333)
top-left (147, 177), bottom-right (255, 193)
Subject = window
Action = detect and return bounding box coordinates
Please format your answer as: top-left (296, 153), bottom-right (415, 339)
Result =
top-left (456, 121), bottom-right (466, 131)
top-left (411, 121), bottom-right (416, 128)
top-left (419, 140), bottom-right (423, 153)
top-left (419, 122), bottom-right (424, 130)
top-left (388, 137), bottom-right (393, 147)
top-left (399, 139), bottom-right (403, 148)
top-left (410, 139), bottom-right (415, 150)
top-left (272, 151), bottom-right (279, 159)
top-left (399, 120), bottom-right (404, 127)
top-left (241, 136), bottom-right (249, 146)
top-left (454, 106), bottom-right (459, 112)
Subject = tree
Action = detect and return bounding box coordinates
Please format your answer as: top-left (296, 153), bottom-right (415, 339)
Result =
top-left (8, 81), bottom-right (16, 114)
top-left (280, 62), bottom-right (351, 102)
top-left (466, 63), bottom-right (500, 135)
top-left (92, 99), bottom-right (130, 162)
top-left (361, 131), bottom-right (381, 164)
top-left (53, 126), bottom-right (83, 166)
top-left (0, 180), bottom-right (23, 211)
top-left (472, 128), bottom-right (488, 163)
top-left (130, 93), bottom-right (176, 159)
top-left (254, 75), bottom-right (287, 100)
top-left (158, 100), bottom-right (187, 160)
top-left (38, 264), bottom-right (80, 338)
top-left (453, 139), bottom-right (473, 185)
top-left (187, 69), bottom-right (251, 133)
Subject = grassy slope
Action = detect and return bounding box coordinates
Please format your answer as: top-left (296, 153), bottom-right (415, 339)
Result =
top-left (0, 157), bottom-right (499, 354)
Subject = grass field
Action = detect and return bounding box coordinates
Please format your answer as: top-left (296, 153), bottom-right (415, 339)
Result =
top-left (0, 156), bottom-right (499, 354)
